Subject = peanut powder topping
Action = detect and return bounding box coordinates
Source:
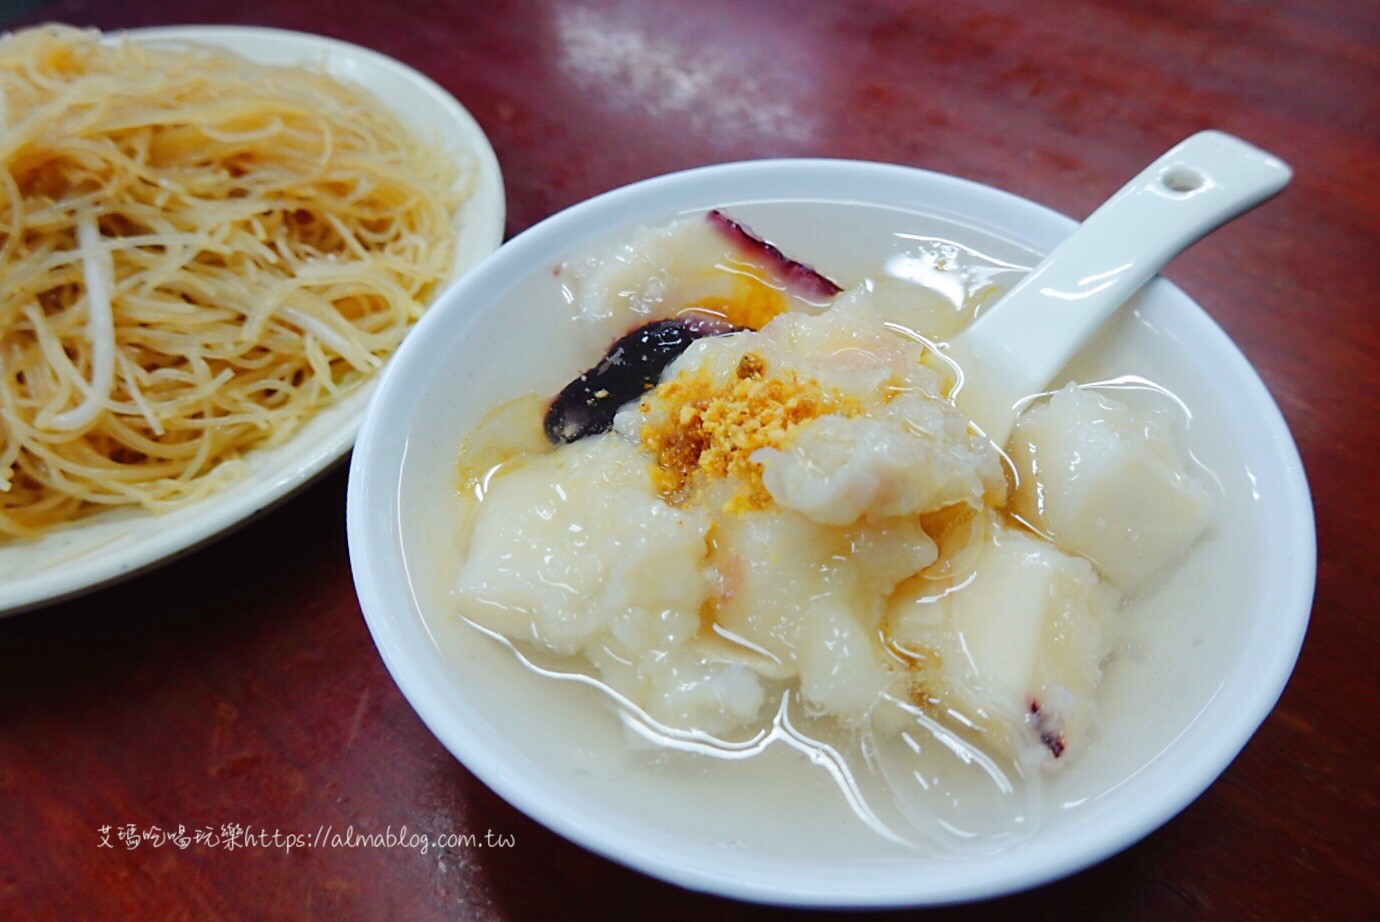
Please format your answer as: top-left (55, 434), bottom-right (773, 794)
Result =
top-left (639, 353), bottom-right (859, 510)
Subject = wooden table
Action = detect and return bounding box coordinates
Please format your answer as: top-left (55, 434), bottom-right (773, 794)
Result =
top-left (3, 1), bottom-right (1376, 918)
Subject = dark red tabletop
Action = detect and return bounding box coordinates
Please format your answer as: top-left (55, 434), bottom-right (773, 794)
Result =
top-left (2, 1), bottom-right (1377, 918)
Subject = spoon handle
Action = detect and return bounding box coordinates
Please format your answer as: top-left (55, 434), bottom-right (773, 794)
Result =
top-left (949, 130), bottom-right (1291, 447)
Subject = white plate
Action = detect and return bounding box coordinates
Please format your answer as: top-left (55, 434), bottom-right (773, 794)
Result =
top-left (0, 26), bottom-right (505, 615)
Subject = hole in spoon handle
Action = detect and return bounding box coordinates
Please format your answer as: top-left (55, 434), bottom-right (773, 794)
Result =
top-left (1159, 165), bottom-right (1206, 194)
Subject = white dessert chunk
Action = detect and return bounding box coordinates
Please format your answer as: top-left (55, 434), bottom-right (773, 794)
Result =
top-left (755, 286), bottom-right (940, 396)
top-left (454, 434), bottom-right (772, 736)
top-left (888, 523), bottom-right (1118, 764)
top-left (454, 434), bottom-right (709, 657)
top-left (1009, 384), bottom-right (1213, 591)
top-left (711, 506), bottom-right (936, 719)
top-left (756, 393), bottom-right (1003, 526)
top-left (586, 642), bottom-right (768, 737)
top-left (644, 647), bottom-right (768, 734)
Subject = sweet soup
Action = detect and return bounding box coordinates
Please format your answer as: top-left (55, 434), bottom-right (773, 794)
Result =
top-left (445, 211), bottom-right (1216, 848)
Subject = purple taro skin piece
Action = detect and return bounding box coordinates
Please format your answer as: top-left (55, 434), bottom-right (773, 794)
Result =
top-left (543, 210), bottom-right (842, 445)
top-left (706, 209), bottom-right (843, 300)
top-left (544, 316), bottom-right (736, 444)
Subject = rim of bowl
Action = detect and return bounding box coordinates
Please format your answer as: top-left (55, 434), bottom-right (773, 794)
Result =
top-left (347, 158), bottom-right (1315, 907)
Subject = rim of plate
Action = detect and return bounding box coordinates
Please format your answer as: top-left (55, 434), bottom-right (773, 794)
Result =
top-left (0, 24), bottom-right (505, 615)
top-left (347, 158), bottom-right (1315, 906)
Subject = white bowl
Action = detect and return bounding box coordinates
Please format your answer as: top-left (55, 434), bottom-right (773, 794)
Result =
top-left (0, 25), bottom-right (504, 615)
top-left (346, 160), bottom-right (1314, 906)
